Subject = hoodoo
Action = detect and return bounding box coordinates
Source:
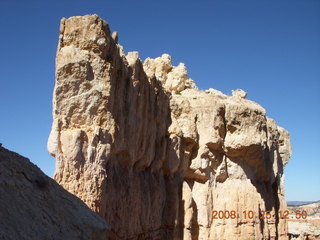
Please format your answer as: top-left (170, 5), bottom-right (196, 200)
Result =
top-left (48, 14), bottom-right (292, 240)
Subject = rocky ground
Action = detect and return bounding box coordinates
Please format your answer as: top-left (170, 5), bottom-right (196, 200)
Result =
top-left (0, 145), bottom-right (108, 240)
top-left (287, 201), bottom-right (320, 240)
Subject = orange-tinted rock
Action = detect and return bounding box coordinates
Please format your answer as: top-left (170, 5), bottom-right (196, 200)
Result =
top-left (48, 14), bottom-right (292, 239)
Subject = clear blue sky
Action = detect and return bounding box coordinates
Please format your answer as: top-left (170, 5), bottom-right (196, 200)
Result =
top-left (0, 0), bottom-right (319, 201)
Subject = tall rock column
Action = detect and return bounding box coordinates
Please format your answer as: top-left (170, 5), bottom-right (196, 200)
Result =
top-left (48, 14), bottom-right (291, 240)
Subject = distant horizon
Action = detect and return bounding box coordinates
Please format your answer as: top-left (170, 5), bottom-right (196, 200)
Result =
top-left (287, 200), bottom-right (320, 203)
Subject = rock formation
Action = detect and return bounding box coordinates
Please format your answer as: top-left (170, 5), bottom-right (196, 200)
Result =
top-left (48, 14), bottom-right (292, 240)
top-left (0, 145), bottom-right (108, 240)
top-left (287, 201), bottom-right (320, 240)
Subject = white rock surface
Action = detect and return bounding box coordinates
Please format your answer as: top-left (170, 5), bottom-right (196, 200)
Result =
top-left (232, 88), bottom-right (247, 99)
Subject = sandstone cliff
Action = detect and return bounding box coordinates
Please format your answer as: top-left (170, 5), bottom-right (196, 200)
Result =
top-left (0, 145), bottom-right (108, 240)
top-left (48, 14), bottom-right (292, 240)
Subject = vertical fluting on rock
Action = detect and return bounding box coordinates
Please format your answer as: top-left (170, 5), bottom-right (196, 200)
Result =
top-left (48, 14), bottom-right (292, 240)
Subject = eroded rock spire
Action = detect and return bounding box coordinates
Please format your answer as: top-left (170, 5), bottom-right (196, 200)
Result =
top-left (48, 14), bottom-right (291, 240)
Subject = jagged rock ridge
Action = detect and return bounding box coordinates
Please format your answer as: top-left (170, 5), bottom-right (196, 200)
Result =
top-left (48, 14), bottom-right (292, 240)
top-left (0, 145), bottom-right (108, 240)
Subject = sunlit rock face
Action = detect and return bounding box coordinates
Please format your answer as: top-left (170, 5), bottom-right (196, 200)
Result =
top-left (48, 14), bottom-right (292, 240)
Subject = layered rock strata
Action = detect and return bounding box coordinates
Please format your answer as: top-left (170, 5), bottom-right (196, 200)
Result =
top-left (48, 14), bottom-right (292, 240)
top-left (0, 145), bottom-right (108, 240)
